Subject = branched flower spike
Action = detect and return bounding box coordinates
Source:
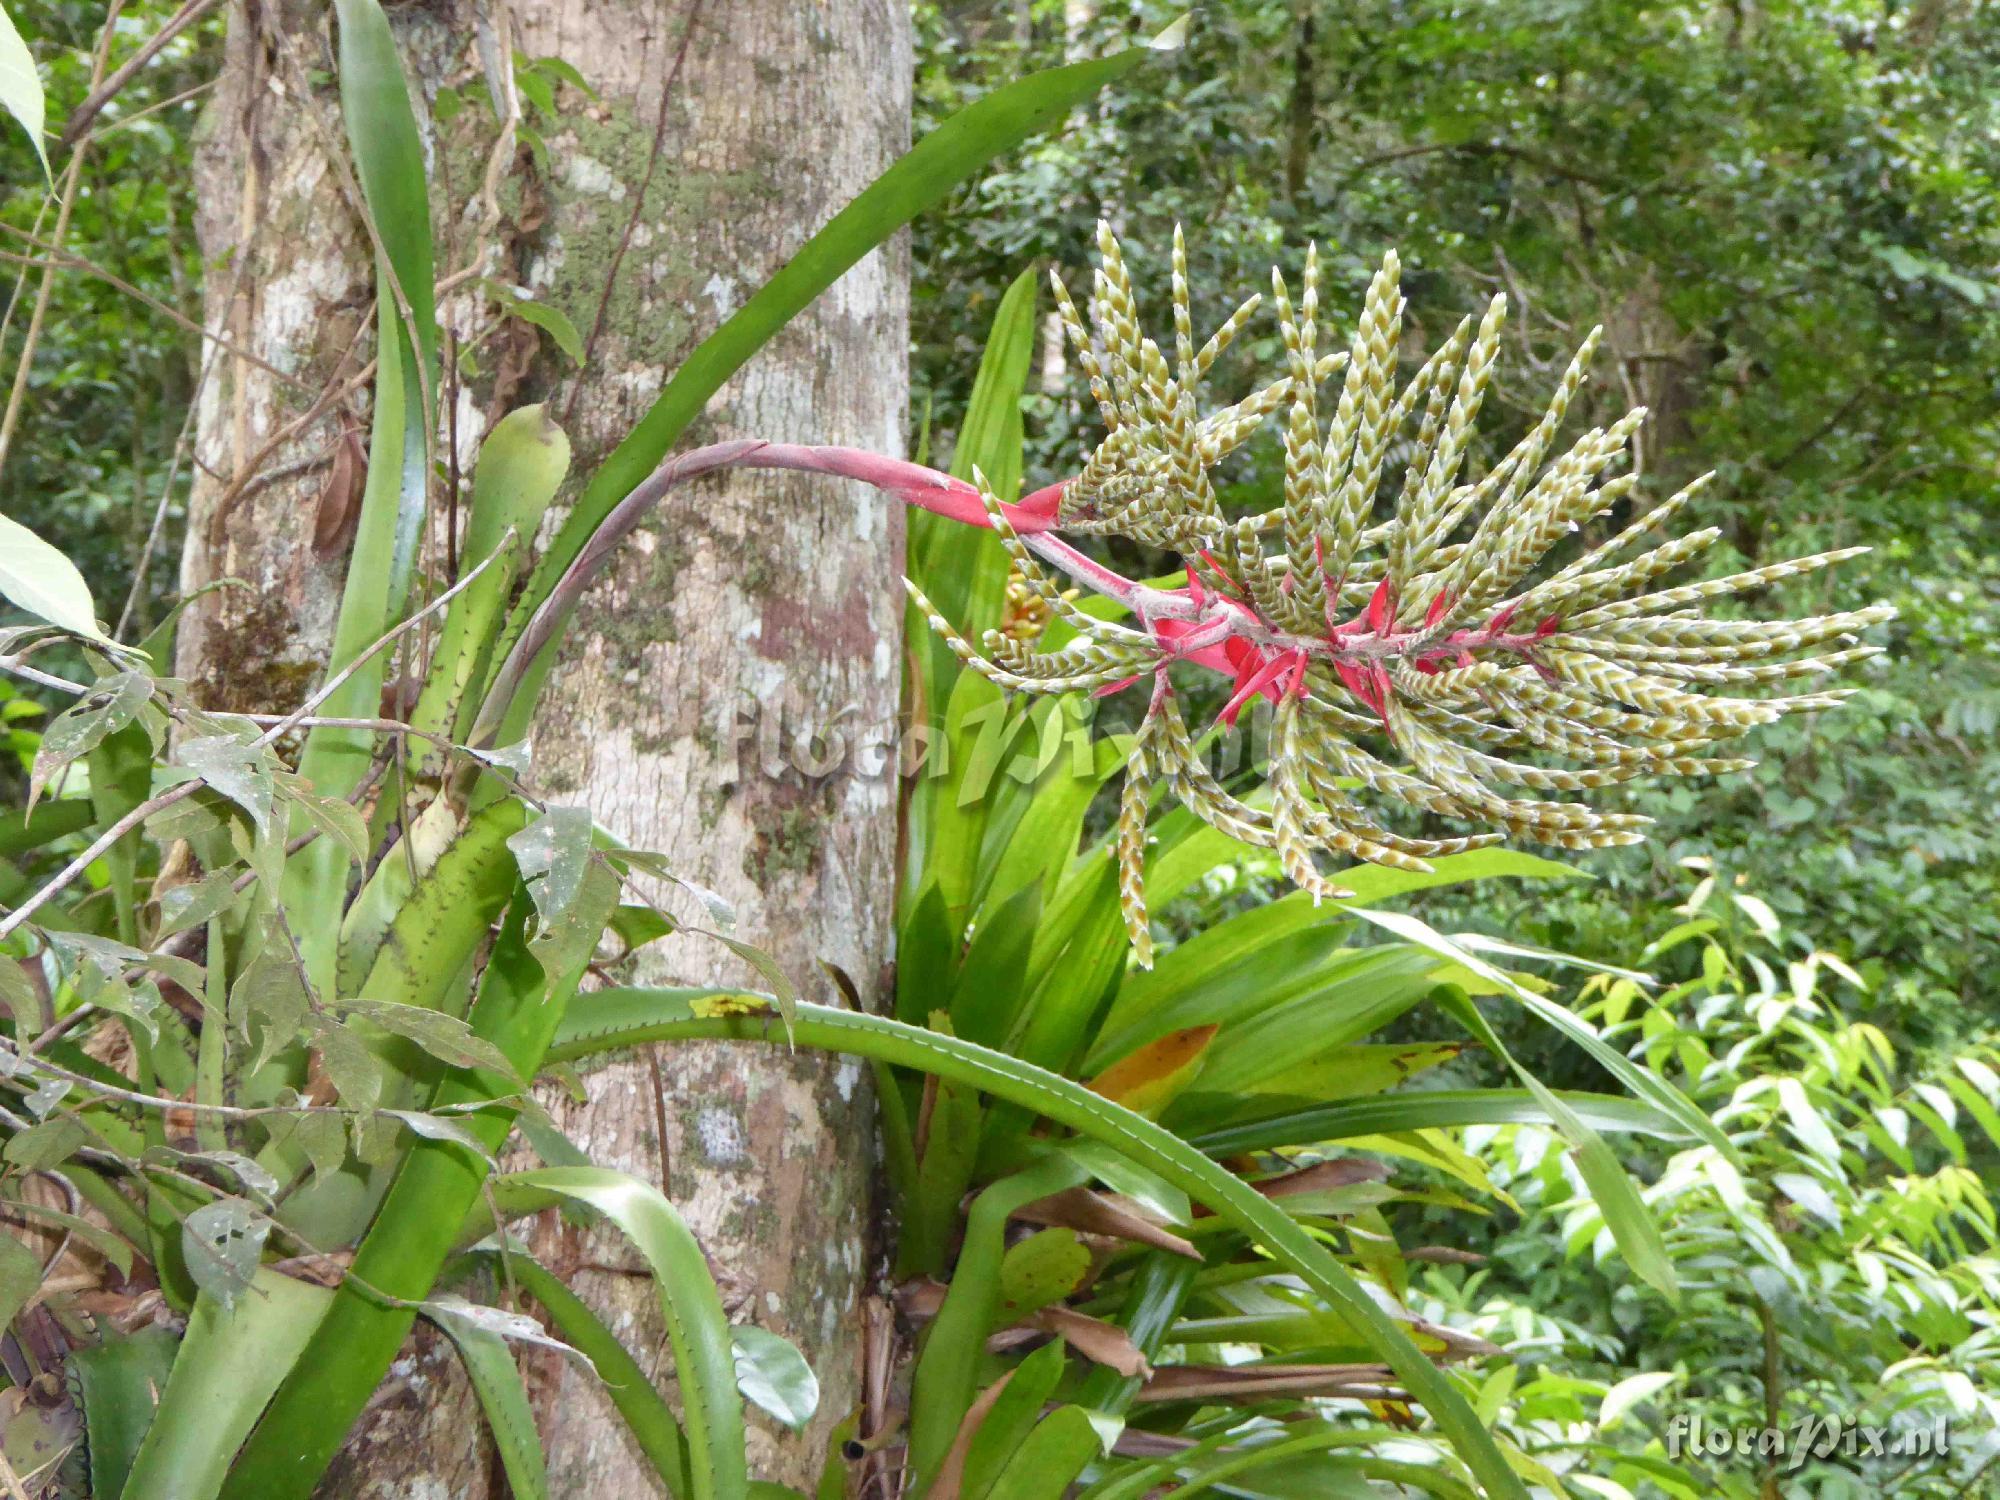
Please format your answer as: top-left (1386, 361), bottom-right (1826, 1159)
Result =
top-left (902, 227), bottom-right (1894, 964)
top-left (599, 231), bottom-right (1892, 969)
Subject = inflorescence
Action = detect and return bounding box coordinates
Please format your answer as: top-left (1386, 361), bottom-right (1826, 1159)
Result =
top-left (895, 227), bottom-right (1890, 965)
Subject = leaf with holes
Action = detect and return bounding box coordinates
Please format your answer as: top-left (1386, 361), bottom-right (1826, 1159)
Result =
top-left (181, 1198), bottom-right (269, 1311)
top-left (422, 1292), bottom-right (596, 1371)
top-left (29, 672), bottom-right (152, 810)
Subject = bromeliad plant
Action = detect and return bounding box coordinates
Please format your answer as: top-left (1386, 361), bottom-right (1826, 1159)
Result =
top-left (891, 228), bottom-right (1894, 963)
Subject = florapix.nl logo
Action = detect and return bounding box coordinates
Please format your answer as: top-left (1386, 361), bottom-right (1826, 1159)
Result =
top-left (1664, 1411), bottom-right (1951, 1472)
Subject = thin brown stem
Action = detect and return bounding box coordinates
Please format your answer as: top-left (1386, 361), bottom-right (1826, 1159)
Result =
top-left (58, 0), bottom-right (227, 146)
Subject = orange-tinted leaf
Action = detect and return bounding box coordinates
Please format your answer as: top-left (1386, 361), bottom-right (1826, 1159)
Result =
top-left (1088, 1024), bottom-right (1218, 1118)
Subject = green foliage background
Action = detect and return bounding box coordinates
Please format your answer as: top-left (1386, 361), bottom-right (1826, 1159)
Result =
top-left (0, 3), bottom-right (208, 641)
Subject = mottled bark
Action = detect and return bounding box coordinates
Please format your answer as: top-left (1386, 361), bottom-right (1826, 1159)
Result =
top-left (184, 1), bottom-right (909, 1493)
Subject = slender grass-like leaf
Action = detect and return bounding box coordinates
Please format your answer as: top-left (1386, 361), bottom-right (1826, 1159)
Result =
top-left (1351, 908), bottom-right (1731, 1158)
top-left (285, 0), bottom-right (441, 990)
top-left (498, 1169), bottom-right (746, 1500)
top-left (1190, 1088), bottom-right (1692, 1157)
top-left (432, 1305), bottom-right (549, 1500)
top-left (459, 1248), bottom-right (692, 1496)
top-left (1434, 985), bottom-right (1678, 1302)
top-left (906, 262), bottom-right (1038, 725)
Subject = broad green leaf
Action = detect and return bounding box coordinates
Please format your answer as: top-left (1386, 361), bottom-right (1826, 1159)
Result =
top-left (1090, 933), bottom-right (1426, 1078)
top-left (30, 672), bottom-right (151, 807)
top-left (230, 921), bottom-right (310, 1074)
top-left (972, 729), bottom-right (1124, 919)
top-left (1599, 1370), bottom-right (1678, 1431)
top-left (948, 879), bottom-right (1042, 1050)
top-left (1086, 1024), bottom-right (1216, 1118)
top-left (1243, 1041), bottom-right (1468, 1102)
top-left (996, 1226), bottom-right (1091, 1323)
top-left (333, 0), bottom-right (436, 382)
top-left (386, 1109), bottom-right (499, 1165)
top-left (902, 1040), bottom-right (983, 1278)
top-left (731, 1325), bottom-right (819, 1433)
top-left (0, 797), bottom-right (93, 857)
top-left (963, 1341), bottom-right (1065, 1500)
top-left (509, 806), bottom-right (596, 920)
top-left (3, 1198), bottom-right (135, 1279)
top-left (2, 1114), bottom-right (88, 1170)
top-left (335, 794), bottom-right (467, 994)
top-left (1171, 957), bottom-right (1445, 1100)
top-left (306, 1015), bottom-right (384, 1111)
top-left (158, 871), bottom-right (240, 939)
top-left (896, 878), bottom-right (954, 1025)
top-left (72, 1326), bottom-right (179, 1500)
top-left (180, 1197), bottom-right (269, 1310)
top-left (337, 997), bottom-right (523, 1082)
top-left (0, 512), bottom-right (108, 639)
top-left (121, 1269), bottom-right (331, 1500)
top-left (1057, 1141), bottom-right (1191, 1226)
top-left (981, 1405), bottom-right (1100, 1500)
top-left (413, 404), bottom-right (571, 763)
top-left (0, 1230), bottom-right (39, 1335)
top-left (0, 4), bottom-right (46, 178)
top-left (485, 282), bottom-right (585, 363)
top-left (178, 733), bottom-right (275, 835)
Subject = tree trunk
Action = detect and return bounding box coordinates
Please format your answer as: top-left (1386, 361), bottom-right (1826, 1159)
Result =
top-left (183, 1), bottom-right (909, 1492)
